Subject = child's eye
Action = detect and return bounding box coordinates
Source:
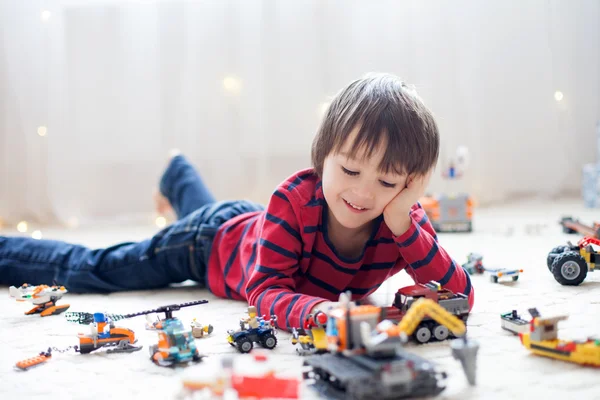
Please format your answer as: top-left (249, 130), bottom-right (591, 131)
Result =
top-left (341, 167), bottom-right (359, 176)
top-left (380, 180), bottom-right (396, 188)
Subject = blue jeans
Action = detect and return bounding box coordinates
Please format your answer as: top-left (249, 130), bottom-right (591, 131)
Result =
top-left (0, 155), bottom-right (264, 293)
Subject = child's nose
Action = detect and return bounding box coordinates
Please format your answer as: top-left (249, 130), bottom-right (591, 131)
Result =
top-left (352, 185), bottom-right (375, 201)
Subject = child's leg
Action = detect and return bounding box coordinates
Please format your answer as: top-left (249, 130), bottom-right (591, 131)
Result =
top-left (159, 154), bottom-right (216, 220)
top-left (0, 207), bottom-right (211, 293)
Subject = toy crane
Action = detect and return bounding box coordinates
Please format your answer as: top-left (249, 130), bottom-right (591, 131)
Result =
top-left (9, 283), bottom-right (70, 317)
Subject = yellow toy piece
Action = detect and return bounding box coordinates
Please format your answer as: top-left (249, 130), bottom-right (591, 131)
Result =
top-left (394, 297), bottom-right (467, 339)
top-left (519, 309), bottom-right (600, 366)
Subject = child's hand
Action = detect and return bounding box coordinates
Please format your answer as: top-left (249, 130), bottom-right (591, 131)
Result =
top-left (383, 169), bottom-right (433, 236)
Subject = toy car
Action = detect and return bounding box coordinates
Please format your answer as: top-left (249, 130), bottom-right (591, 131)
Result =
top-left (547, 236), bottom-right (600, 285)
top-left (227, 307), bottom-right (278, 353)
top-left (485, 267), bottom-right (522, 283)
top-left (462, 253), bottom-right (485, 275)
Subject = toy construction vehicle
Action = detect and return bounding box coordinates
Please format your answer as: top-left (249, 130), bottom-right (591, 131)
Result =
top-left (420, 194), bottom-right (474, 233)
top-left (559, 216), bottom-right (600, 238)
top-left (547, 235), bottom-right (600, 285)
top-left (9, 283), bottom-right (70, 317)
top-left (462, 253), bottom-right (485, 275)
top-left (384, 280), bottom-right (470, 343)
top-left (301, 293), bottom-right (479, 399)
top-left (519, 308), bottom-right (600, 366)
top-left (66, 300), bottom-right (208, 367)
top-left (227, 306), bottom-right (278, 353)
top-left (178, 352), bottom-right (300, 399)
top-left (291, 311), bottom-right (328, 355)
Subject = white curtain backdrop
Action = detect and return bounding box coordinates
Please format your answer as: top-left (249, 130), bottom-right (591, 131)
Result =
top-left (1, 0), bottom-right (599, 226)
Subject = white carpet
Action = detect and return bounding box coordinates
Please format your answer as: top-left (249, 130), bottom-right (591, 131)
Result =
top-left (2, 198), bottom-right (600, 400)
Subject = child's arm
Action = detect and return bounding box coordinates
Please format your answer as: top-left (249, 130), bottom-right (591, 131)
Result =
top-left (393, 202), bottom-right (474, 310)
top-left (245, 188), bottom-right (329, 331)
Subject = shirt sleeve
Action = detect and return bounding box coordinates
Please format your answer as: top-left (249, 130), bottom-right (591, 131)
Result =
top-left (392, 202), bottom-right (475, 311)
top-left (245, 188), bottom-right (328, 331)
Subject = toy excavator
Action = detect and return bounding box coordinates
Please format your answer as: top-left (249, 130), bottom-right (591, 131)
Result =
top-left (301, 293), bottom-right (479, 400)
top-left (519, 308), bottom-right (600, 366)
top-left (9, 283), bottom-right (70, 317)
top-left (66, 300), bottom-right (208, 367)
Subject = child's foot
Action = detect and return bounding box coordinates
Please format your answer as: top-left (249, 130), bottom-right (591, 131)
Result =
top-left (153, 190), bottom-right (174, 216)
top-left (154, 149), bottom-right (182, 217)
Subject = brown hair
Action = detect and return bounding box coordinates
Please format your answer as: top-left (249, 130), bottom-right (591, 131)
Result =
top-left (311, 72), bottom-right (439, 178)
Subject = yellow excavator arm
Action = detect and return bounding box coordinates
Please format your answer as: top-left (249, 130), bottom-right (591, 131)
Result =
top-left (394, 297), bottom-right (466, 337)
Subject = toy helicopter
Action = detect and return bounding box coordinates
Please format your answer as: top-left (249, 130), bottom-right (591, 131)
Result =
top-left (66, 300), bottom-right (209, 367)
top-left (9, 283), bottom-right (70, 317)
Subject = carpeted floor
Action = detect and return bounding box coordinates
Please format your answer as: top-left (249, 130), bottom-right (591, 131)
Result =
top-left (2, 197), bottom-right (600, 400)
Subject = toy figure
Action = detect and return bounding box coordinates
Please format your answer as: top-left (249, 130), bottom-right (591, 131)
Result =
top-left (191, 319), bottom-right (214, 338)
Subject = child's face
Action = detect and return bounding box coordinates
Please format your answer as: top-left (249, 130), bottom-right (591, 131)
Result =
top-left (321, 128), bottom-right (408, 231)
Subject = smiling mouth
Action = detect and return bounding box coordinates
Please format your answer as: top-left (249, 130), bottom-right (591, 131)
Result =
top-left (343, 198), bottom-right (367, 211)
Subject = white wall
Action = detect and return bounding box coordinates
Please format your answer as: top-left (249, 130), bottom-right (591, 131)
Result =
top-left (1, 0), bottom-right (599, 225)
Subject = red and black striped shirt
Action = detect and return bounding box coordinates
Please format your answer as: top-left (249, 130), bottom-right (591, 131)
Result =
top-left (206, 168), bottom-right (474, 330)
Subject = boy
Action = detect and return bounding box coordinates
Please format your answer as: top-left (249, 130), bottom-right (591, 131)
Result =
top-left (0, 73), bottom-right (473, 330)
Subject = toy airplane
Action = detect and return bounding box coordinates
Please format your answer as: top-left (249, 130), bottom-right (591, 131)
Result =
top-left (9, 283), bottom-right (70, 317)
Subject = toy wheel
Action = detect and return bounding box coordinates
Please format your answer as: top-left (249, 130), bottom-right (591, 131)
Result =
top-left (236, 337), bottom-right (253, 353)
top-left (490, 275), bottom-right (498, 283)
top-left (551, 251), bottom-right (588, 286)
top-left (512, 276), bottom-right (519, 281)
top-left (547, 246), bottom-right (569, 270)
top-left (414, 325), bottom-right (432, 343)
top-left (433, 325), bottom-right (449, 341)
top-left (261, 333), bottom-right (278, 349)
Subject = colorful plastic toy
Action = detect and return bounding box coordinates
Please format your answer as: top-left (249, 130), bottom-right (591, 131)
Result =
top-left (150, 318), bottom-right (203, 367)
top-left (420, 194), bottom-right (474, 233)
top-left (15, 312), bottom-right (141, 370)
top-left (77, 312), bottom-right (141, 354)
top-left (301, 293), bottom-right (479, 399)
top-left (9, 283), bottom-right (70, 317)
top-left (462, 253), bottom-right (485, 275)
top-left (486, 267), bottom-right (523, 283)
top-left (383, 280), bottom-right (470, 343)
top-left (500, 310), bottom-right (530, 335)
top-left (559, 216), bottom-right (600, 238)
top-left (547, 235), bottom-right (600, 285)
top-left (178, 352), bottom-right (300, 399)
top-left (519, 308), bottom-right (600, 366)
top-left (65, 300), bottom-right (209, 367)
top-left (291, 311), bottom-right (328, 355)
top-left (191, 319), bottom-right (214, 338)
top-left (227, 306), bottom-right (278, 353)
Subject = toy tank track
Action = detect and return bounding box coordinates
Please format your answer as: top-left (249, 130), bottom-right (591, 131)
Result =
top-left (302, 352), bottom-right (446, 400)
